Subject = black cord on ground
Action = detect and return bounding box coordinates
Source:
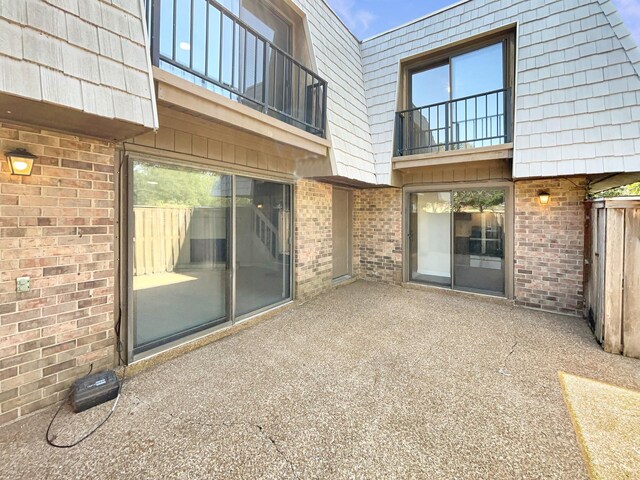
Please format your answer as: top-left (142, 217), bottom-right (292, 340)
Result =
top-left (45, 364), bottom-right (127, 449)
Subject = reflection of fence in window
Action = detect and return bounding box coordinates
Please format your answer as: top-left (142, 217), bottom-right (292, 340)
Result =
top-left (133, 206), bottom-right (228, 276)
top-left (148, 0), bottom-right (327, 137)
top-left (396, 88), bottom-right (511, 156)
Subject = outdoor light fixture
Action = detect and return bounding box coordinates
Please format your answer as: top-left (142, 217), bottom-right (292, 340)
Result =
top-left (6, 149), bottom-right (37, 176)
top-left (538, 191), bottom-right (551, 205)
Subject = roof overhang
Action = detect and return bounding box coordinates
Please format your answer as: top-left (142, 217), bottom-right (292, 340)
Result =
top-left (0, 92), bottom-right (152, 141)
top-left (588, 172), bottom-right (640, 194)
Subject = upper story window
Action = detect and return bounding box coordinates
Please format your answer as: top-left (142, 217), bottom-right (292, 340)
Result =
top-left (240, 0), bottom-right (291, 54)
top-left (397, 32), bottom-right (514, 156)
top-left (147, 0), bottom-right (327, 137)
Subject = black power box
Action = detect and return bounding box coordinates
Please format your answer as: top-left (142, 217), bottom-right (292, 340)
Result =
top-left (70, 370), bottom-right (120, 413)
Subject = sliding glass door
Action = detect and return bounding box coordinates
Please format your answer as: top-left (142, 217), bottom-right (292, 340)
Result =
top-left (131, 161), bottom-right (231, 354)
top-left (453, 190), bottom-right (505, 295)
top-left (129, 159), bottom-right (292, 357)
top-left (235, 177), bottom-right (291, 317)
top-left (409, 192), bottom-right (452, 286)
top-left (408, 188), bottom-right (507, 297)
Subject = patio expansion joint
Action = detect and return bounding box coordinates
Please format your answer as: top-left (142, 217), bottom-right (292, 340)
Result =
top-left (498, 336), bottom-right (519, 377)
top-left (129, 394), bottom-right (300, 478)
top-left (253, 423), bottom-right (301, 480)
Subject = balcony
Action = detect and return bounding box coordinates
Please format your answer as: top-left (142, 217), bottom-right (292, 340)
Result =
top-left (395, 88), bottom-right (512, 158)
top-left (146, 0), bottom-right (327, 138)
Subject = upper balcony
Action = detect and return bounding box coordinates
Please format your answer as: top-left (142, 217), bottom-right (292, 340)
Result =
top-left (146, 0), bottom-right (328, 142)
top-left (393, 34), bottom-right (515, 171)
top-left (395, 87), bottom-right (512, 155)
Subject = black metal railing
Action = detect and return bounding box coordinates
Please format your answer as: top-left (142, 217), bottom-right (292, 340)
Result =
top-left (147, 0), bottom-right (327, 137)
top-left (395, 88), bottom-right (511, 156)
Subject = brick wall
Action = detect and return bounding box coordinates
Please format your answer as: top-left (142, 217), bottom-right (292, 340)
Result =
top-left (0, 122), bottom-right (115, 425)
top-left (354, 188), bottom-right (403, 284)
top-left (514, 177), bottom-right (587, 315)
top-left (294, 179), bottom-right (333, 301)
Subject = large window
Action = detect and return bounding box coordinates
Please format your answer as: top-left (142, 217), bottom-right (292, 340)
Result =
top-left (397, 34), bottom-right (514, 155)
top-left (128, 159), bottom-right (292, 357)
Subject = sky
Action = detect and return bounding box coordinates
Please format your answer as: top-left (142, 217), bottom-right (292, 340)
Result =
top-left (325, 0), bottom-right (640, 45)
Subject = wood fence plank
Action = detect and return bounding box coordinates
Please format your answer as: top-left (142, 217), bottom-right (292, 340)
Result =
top-left (623, 208), bottom-right (640, 358)
top-left (594, 208), bottom-right (606, 343)
top-left (603, 208), bottom-right (624, 354)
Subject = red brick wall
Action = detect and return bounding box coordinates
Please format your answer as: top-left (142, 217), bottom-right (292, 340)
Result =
top-left (514, 177), bottom-right (587, 315)
top-left (354, 188), bottom-right (403, 284)
top-left (294, 179), bottom-right (333, 301)
top-left (0, 123), bottom-right (115, 425)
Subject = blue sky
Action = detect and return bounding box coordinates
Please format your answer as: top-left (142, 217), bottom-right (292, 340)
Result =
top-left (325, 0), bottom-right (640, 45)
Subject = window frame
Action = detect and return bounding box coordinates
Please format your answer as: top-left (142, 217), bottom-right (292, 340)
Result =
top-left (119, 151), bottom-right (296, 363)
top-left (403, 29), bottom-right (516, 111)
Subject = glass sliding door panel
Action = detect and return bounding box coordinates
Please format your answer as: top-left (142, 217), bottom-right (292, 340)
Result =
top-left (410, 64), bottom-right (450, 108)
top-left (409, 192), bottom-right (452, 286)
top-left (131, 160), bottom-right (231, 354)
top-left (453, 190), bottom-right (506, 296)
top-left (409, 65), bottom-right (451, 154)
top-left (235, 178), bottom-right (291, 317)
top-left (451, 43), bottom-right (505, 148)
top-left (451, 42), bottom-right (504, 99)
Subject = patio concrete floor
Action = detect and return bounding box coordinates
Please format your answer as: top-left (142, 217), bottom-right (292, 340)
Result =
top-left (1, 281), bottom-right (639, 479)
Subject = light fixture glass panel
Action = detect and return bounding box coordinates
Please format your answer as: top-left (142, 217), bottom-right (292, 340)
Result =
top-left (6, 152), bottom-right (36, 176)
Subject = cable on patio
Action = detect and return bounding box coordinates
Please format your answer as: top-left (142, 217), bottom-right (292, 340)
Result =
top-left (45, 364), bottom-right (127, 449)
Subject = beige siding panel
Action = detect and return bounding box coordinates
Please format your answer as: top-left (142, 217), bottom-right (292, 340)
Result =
top-left (402, 160), bottom-right (512, 186)
top-left (128, 114), bottom-right (299, 178)
top-left (235, 146), bottom-right (247, 166)
top-left (222, 143), bottom-right (235, 163)
top-left (155, 128), bottom-right (175, 151)
top-left (192, 135), bottom-right (207, 158)
top-left (207, 139), bottom-right (222, 160)
top-left (174, 131), bottom-right (192, 154)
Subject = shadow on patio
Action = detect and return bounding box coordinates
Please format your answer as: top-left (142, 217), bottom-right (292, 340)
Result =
top-left (1, 281), bottom-right (638, 479)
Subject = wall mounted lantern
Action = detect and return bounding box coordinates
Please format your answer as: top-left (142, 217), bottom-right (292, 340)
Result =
top-left (538, 191), bottom-right (551, 205)
top-left (5, 149), bottom-right (37, 176)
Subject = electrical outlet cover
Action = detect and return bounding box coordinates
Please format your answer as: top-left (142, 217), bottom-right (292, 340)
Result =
top-left (16, 276), bottom-right (30, 293)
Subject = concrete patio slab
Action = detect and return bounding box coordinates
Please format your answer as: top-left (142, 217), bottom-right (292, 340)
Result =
top-left (1, 281), bottom-right (639, 479)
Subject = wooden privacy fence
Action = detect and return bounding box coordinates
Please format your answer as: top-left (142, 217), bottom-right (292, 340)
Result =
top-left (133, 206), bottom-right (228, 276)
top-left (584, 198), bottom-right (640, 359)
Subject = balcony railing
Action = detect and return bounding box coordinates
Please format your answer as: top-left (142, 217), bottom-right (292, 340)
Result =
top-left (395, 88), bottom-right (511, 156)
top-left (147, 0), bottom-right (327, 137)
